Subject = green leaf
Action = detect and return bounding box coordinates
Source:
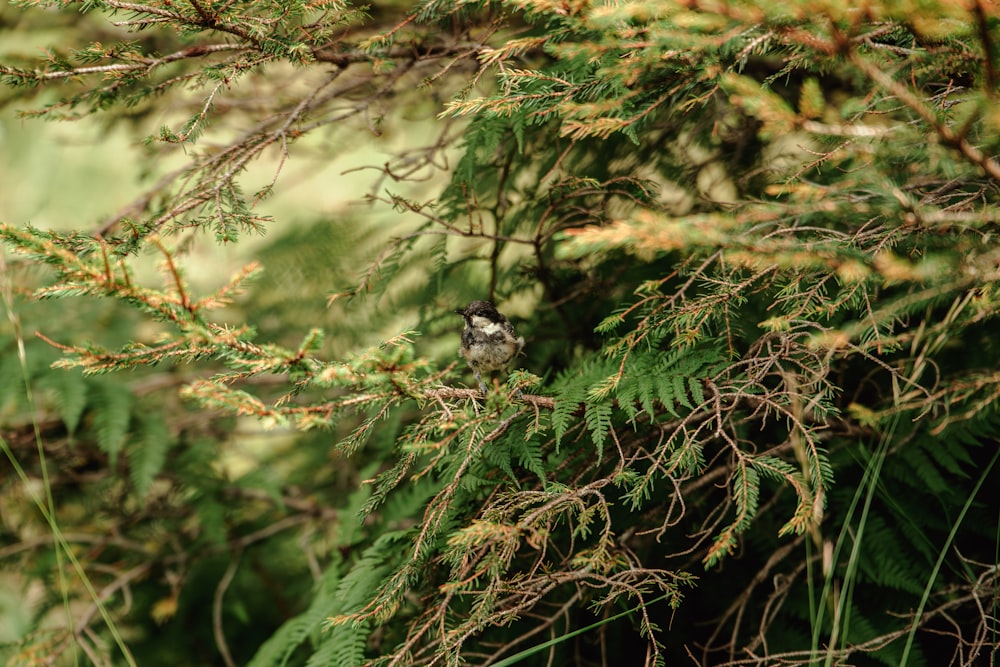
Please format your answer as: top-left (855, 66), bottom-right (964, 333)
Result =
top-left (129, 413), bottom-right (171, 501)
top-left (584, 400), bottom-right (612, 462)
top-left (40, 371), bottom-right (88, 436)
top-left (247, 561), bottom-right (344, 667)
top-left (91, 381), bottom-right (132, 467)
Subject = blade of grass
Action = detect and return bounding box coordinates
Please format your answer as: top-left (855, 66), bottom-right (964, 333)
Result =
top-left (491, 594), bottom-right (671, 667)
top-left (810, 420), bottom-right (896, 666)
top-left (899, 446), bottom-right (999, 666)
top-left (1, 253), bottom-right (138, 667)
top-left (826, 435), bottom-right (891, 666)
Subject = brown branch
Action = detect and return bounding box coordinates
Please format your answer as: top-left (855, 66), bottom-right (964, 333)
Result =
top-left (16, 44), bottom-right (241, 81)
top-left (313, 42), bottom-right (484, 68)
top-left (424, 386), bottom-right (554, 410)
top-left (848, 50), bottom-right (1000, 184)
top-left (212, 552), bottom-right (241, 667)
top-left (187, 0), bottom-right (214, 23)
top-left (973, 0), bottom-right (997, 93)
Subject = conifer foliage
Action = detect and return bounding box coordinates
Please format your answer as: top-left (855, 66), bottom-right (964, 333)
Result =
top-left (2, 1), bottom-right (999, 665)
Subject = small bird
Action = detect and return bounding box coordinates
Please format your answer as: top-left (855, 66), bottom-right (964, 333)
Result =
top-left (455, 300), bottom-right (525, 393)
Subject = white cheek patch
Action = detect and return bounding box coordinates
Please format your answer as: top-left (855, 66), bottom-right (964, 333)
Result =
top-left (470, 315), bottom-right (504, 335)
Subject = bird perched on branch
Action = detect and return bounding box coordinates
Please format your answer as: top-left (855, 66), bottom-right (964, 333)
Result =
top-left (455, 300), bottom-right (525, 393)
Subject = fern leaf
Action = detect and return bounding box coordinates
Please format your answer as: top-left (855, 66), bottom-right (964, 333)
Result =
top-left (327, 530), bottom-right (411, 615)
top-left (482, 440), bottom-right (517, 483)
top-left (584, 400), bottom-right (613, 462)
top-left (672, 374), bottom-right (692, 410)
top-left (513, 437), bottom-right (547, 482)
top-left (92, 381), bottom-right (132, 467)
top-left (309, 622), bottom-right (370, 667)
top-left (40, 371), bottom-right (88, 436)
top-left (687, 376), bottom-right (706, 407)
top-left (552, 380), bottom-right (585, 446)
top-left (247, 562), bottom-right (343, 667)
top-left (129, 414), bottom-right (171, 501)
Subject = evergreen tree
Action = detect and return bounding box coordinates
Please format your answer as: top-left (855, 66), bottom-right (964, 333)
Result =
top-left (2, 1), bottom-right (998, 665)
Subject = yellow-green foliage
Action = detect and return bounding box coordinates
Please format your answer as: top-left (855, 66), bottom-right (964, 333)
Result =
top-left (3, 1), bottom-right (999, 666)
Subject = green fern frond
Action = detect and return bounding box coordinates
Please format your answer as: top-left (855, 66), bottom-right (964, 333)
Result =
top-left (550, 355), bottom-right (616, 446)
top-left (616, 346), bottom-right (724, 421)
top-left (91, 381), bottom-right (132, 467)
top-left (311, 622), bottom-right (371, 667)
top-left (584, 400), bottom-right (613, 462)
top-left (512, 437), bottom-right (547, 482)
top-left (326, 531), bottom-right (412, 626)
top-left (246, 562), bottom-right (344, 667)
top-left (38, 370), bottom-right (88, 436)
top-left (129, 414), bottom-right (171, 501)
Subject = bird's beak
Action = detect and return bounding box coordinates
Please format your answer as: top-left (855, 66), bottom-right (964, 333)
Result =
top-left (454, 308), bottom-right (465, 315)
